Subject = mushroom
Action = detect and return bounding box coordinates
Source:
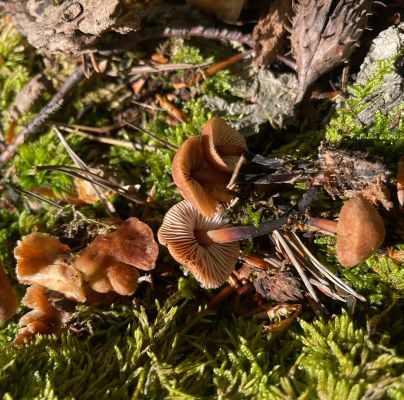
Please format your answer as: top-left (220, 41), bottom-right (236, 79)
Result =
top-left (201, 117), bottom-right (247, 172)
top-left (172, 135), bottom-right (232, 217)
top-left (307, 195), bottom-right (386, 268)
top-left (14, 285), bottom-right (62, 345)
top-left (0, 263), bottom-right (18, 323)
top-left (14, 233), bottom-right (86, 302)
top-left (74, 236), bottom-right (140, 296)
top-left (187, 0), bottom-right (246, 23)
top-left (157, 200), bottom-right (240, 288)
top-left (74, 217), bottom-right (158, 295)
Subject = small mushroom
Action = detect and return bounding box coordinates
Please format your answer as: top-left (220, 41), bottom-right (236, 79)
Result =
top-left (74, 217), bottom-right (158, 295)
top-left (14, 233), bottom-right (86, 302)
top-left (14, 285), bottom-right (62, 345)
top-left (74, 236), bottom-right (140, 296)
top-left (157, 200), bottom-right (240, 288)
top-left (201, 117), bottom-right (247, 172)
top-left (0, 263), bottom-right (18, 323)
top-left (187, 0), bottom-right (246, 23)
top-left (337, 195), bottom-right (386, 268)
top-left (307, 195), bottom-right (386, 268)
top-left (108, 217), bottom-right (159, 271)
top-left (172, 135), bottom-right (232, 216)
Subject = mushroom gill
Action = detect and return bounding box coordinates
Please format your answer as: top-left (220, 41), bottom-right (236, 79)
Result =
top-left (158, 200), bottom-right (240, 288)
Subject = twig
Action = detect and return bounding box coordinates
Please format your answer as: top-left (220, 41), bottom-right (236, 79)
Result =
top-left (99, 26), bottom-right (254, 56)
top-left (57, 125), bottom-right (134, 149)
top-left (123, 121), bottom-right (178, 151)
top-left (34, 165), bottom-right (148, 205)
top-left (0, 66), bottom-right (86, 168)
top-left (53, 126), bottom-right (116, 215)
top-left (7, 183), bottom-right (62, 209)
top-left (129, 61), bottom-right (211, 75)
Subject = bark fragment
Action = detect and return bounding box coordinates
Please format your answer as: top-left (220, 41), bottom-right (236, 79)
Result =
top-left (252, 0), bottom-right (293, 68)
top-left (291, 0), bottom-right (373, 103)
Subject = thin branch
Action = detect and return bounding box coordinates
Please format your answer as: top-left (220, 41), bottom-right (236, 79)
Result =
top-left (57, 126), bottom-right (134, 148)
top-left (123, 121), bottom-right (178, 151)
top-left (7, 183), bottom-right (62, 209)
top-left (99, 26), bottom-right (254, 56)
top-left (34, 165), bottom-right (148, 205)
top-left (0, 66), bottom-right (86, 168)
top-left (53, 126), bottom-right (116, 215)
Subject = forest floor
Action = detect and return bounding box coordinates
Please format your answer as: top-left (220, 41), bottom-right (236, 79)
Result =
top-left (0, 1), bottom-right (403, 399)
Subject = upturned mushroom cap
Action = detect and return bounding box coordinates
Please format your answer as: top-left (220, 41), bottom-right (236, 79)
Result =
top-left (74, 217), bottom-right (157, 296)
top-left (158, 200), bottom-right (240, 288)
top-left (14, 285), bottom-right (62, 345)
top-left (74, 236), bottom-right (140, 296)
top-left (336, 195), bottom-right (386, 268)
top-left (172, 136), bottom-right (232, 217)
top-left (109, 217), bottom-right (159, 271)
top-left (0, 263), bottom-right (18, 323)
top-left (201, 117), bottom-right (247, 171)
top-left (14, 233), bottom-right (86, 302)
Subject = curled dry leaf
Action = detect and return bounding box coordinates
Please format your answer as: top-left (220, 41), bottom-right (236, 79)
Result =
top-left (254, 271), bottom-right (303, 303)
top-left (263, 303), bottom-right (302, 333)
top-left (291, 0), bottom-right (373, 103)
top-left (14, 233), bottom-right (86, 302)
top-left (15, 285), bottom-right (63, 345)
top-left (252, 0), bottom-right (293, 68)
top-left (0, 263), bottom-right (18, 323)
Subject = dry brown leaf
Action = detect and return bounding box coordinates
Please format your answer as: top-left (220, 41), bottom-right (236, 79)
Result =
top-left (252, 0), bottom-right (293, 68)
top-left (291, 0), bottom-right (373, 103)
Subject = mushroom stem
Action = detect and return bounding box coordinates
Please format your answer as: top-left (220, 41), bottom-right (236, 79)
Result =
top-left (306, 218), bottom-right (338, 234)
top-left (194, 229), bottom-right (216, 246)
top-left (207, 214), bottom-right (290, 243)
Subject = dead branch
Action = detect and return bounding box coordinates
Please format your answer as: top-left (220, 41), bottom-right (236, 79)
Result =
top-left (0, 66), bottom-right (86, 168)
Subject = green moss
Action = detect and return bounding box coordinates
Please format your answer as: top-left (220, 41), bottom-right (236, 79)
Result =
top-left (292, 312), bottom-right (404, 399)
top-left (365, 255), bottom-right (404, 293)
top-left (325, 53), bottom-right (404, 158)
top-left (13, 130), bottom-right (81, 197)
top-left (0, 21), bottom-right (30, 112)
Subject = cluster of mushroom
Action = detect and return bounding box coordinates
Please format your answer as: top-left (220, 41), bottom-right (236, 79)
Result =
top-left (159, 117), bottom-right (389, 289)
top-left (3, 217), bottom-right (159, 343)
top-left (159, 117), bottom-right (249, 288)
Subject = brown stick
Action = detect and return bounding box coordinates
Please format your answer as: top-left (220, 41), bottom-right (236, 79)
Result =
top-left (0, 66), bottom-right (86, 168)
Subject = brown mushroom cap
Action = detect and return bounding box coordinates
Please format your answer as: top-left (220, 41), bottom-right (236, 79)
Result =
top-left (14, 233), bottom-right (86, 302)
top-left (0, 263), bottom-right (18, 323)
top-left (108, 217), bottom-right (159, 271)
top-left (74, 217), bottom-right (157, 295)
top-left (172, 136), bottom-right (232, 217)
top-left (74, 236), bottom-right (140, 296)
top-left (336, 195), bottom-right (386, 268)
top-left (201, 117), bottom-right (247, 171)
top-left (15, 285), bottom-right (62, 345)
top-left (158, 200), bottom-right (240, 288)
